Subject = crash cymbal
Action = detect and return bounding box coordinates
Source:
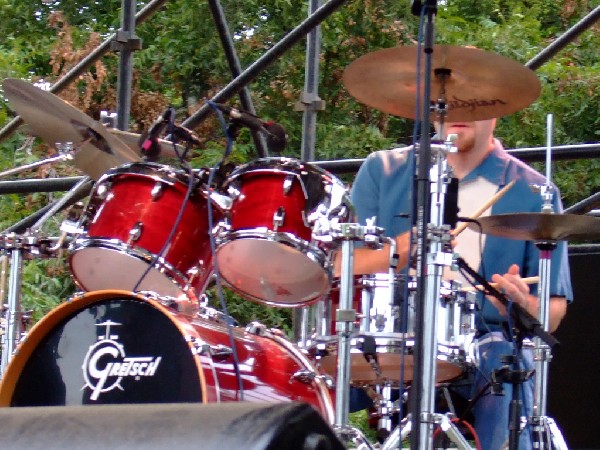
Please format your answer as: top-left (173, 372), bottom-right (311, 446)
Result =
top-left (343, 45), bottom-right (541, 121)
top-left (468, 213), bottom-right (600, 241)
top-left (3, 78), bottom-right (139, 180)
top-left (108, 129), bottom-right (186, 159)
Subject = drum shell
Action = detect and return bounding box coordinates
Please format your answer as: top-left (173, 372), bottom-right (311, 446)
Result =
top-left (0, 291), bottom-right (334, 423)
top-left (69, 162), bottom-right (224, 298)
top-left (216, 157), bottom-right (353, 307)
top-left (309, 274), bottom-right (476, 385)
top-left (223, 157), bottom-right (352, 234)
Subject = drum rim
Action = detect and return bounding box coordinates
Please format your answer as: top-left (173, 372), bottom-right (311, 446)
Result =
top-left (95, 162), bottom-right (227, 213)
top-left (216, 229), bottom-right (328, 266)
top-left (215, 233), bottom-right (331, 308)
top-left (0, 290), bottom-right (209, 406)
top-left (68, 238), bottom-right (205, 297)
top-left (223, 157), bottom-right (348, 191)
top-left (316, 338), bottom-right (467, 386)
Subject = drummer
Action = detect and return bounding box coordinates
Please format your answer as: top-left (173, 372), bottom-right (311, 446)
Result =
top-left (341, 117), bottom-right (573, 450)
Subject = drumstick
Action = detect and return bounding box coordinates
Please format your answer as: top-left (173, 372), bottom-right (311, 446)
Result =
top-left (461, 276), bottom-right (539, 292)
top-left (451, 180), bottom-right (516, 237)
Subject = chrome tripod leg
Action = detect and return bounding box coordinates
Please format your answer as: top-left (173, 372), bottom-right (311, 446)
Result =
top-left (528, 416), bottom-right (569, 450)
top-left (334, 426), bottom-right (374, 450)
top-left (381, 416), bottom-right (412, 450)
top-left (547, 417), bottom-right (569, 450)
top-left (382, 414), bottom-right (475, 450)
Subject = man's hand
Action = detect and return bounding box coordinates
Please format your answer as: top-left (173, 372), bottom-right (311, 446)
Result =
top-left (488, 264), bottom-right (538, 318)
top-left (488, 263), bottom-right (567, 332)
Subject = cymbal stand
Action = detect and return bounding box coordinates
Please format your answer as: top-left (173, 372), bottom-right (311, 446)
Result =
top-left (317, 220), bottom-right (387, 450)
top-left (29, 175), bottom-right (92, 236)
top-left (0, 171), bottom-right (92, 377)
top-left (411, 137), bottom-right (474, 450)
top-left (527, 114), bottom-right (568, 450)
top-left (406, 1), bottom-right (465, 448)
top-left (0, 241), bottom-right (24, 377)
top-left (0, 142), bottom-right (76, 179)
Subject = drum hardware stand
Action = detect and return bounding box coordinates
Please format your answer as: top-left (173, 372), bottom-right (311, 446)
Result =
top-left (0, 231), bottom-right (70, 378)
top-left (490, 353), bottom-right (535, 450)
top-left (406, 1), bottom-right (469, 446)
top-left (0, 141), bottom-right (83, 179)
top-left (0, 242), bottom-right (24, 377)
top-left (370, 382), bottom-right (403, 443)
top-left (317, 221), bottom-right (389, 450)
top-left (526, 239), bottom-right (568, 450)
top-left (381, 412), bottom-right (473, 450)
top-left (409, 112), bottom-right (472, 449)
top-left (526, 114), bottom-right (568, 450)
top-left (29, 175), bottom-right (93, 236)
top-left (0, 170), bottom-right (92, 377)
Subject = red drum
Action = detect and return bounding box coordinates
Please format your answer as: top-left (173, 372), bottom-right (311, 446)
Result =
top-left (0, 290), bottom-right (334, 423)
top-left (69, 163), bottom-right (225, 299)
top-left (312, 274), bottom-right (476, 386)
top-left (216, 158), bottom-right (352, 307)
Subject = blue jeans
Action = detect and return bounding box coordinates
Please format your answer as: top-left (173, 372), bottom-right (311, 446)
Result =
top-left (467, 332), bottom-right (535, 450)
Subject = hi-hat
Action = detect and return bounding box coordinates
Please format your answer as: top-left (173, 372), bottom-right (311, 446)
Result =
top-left (3, 78), bottom-right (140, 180)
top-left (343, 45), bottom-right (541, 121)
top-left (469, 213), bottom-right (600, 241)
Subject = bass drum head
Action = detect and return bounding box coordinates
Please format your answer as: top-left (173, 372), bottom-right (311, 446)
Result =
top-left (0, 291), bottom-right (205, 406)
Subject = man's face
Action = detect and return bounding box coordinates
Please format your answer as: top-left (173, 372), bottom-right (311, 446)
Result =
top-left (436, 119), bottom-right (496, 153)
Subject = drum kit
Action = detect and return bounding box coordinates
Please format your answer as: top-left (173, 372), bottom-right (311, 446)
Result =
top-left (0, 42), bottom-right (599, 450)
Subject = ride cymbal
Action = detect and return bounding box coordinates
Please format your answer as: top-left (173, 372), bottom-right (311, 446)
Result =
top-left (3, 78), bottom-right (139, 180)
top-left (343, 45), bottom-right (541, 121)
top-left (468, 213), bottom-right (600, 241)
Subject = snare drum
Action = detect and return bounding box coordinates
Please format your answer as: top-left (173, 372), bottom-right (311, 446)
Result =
top-left (0, 290), bottom-right (334, 423)
top-left (216, 158), bottom-right (352, 307)
top-left (69, 162), bottom-right (225, 299)
top-left (313, 274), bottom-right (476, 385)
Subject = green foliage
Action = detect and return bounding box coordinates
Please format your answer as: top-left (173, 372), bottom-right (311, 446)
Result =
top-left (20, 257), bottom-right (75, 322)
top-left (205, 285), bottom-right (293, 333)
top-left (348, 409), bottom-right (378, 443)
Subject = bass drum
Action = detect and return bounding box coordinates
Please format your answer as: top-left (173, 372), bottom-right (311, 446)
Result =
top-left (0, 291), bottom-right (334, 423)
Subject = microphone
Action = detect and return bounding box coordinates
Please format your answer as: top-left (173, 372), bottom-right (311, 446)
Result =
top-left (214, 104), bottom-right (265, 131)
top-left (169, 125), bottom-right (203, 147)
top-left (141, 107), bottom-right (174, 160)
top-left (262, 121), bottom-right (287, 153)
top-left (213, 104), bottom-right (288, 153)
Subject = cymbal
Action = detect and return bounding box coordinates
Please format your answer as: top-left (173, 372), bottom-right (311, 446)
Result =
top-left (108, 129), bottom-right (186, 160)
top-left (343, 45), bottom-right (541, 121)
top-left (468, 213), bottom-right (600, 241)
top-left (3, 78), bottom-right (140, 180)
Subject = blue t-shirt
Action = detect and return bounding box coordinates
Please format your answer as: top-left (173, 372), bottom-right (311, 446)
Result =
top-left (351, 143), bottom-right (573, 329)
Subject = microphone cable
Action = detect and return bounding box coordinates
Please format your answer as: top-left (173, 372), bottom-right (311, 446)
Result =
top-left (132, 108), bottom-right (195, 294)
top-left (203, 99), bottom-right (244, 400)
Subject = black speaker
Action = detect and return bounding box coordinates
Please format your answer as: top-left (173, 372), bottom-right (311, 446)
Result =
top-left (547, 252), bottom-right (600, 450)
top-left (0, 402), bottom-right (344, 450)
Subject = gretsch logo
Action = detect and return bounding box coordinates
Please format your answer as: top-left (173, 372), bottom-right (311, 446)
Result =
top-left (82, 320), bottom-right (162, 400)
